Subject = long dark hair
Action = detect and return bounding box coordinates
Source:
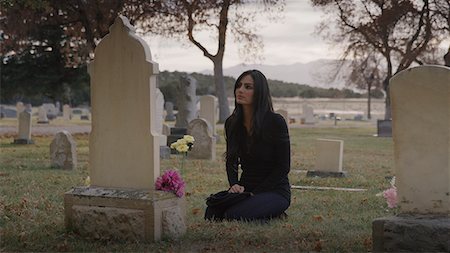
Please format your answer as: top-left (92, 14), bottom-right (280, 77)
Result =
top-left (225, 70), bottom-right (273, 162)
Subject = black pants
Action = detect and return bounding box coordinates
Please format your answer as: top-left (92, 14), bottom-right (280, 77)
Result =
top-left (205, 192), bottom-right (289, 222)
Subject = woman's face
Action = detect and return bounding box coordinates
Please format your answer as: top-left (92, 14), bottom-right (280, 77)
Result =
top-left (235, 74), bottom-right (255, 106)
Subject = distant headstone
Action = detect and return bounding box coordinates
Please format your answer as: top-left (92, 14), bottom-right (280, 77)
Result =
top-left (175, 74), bottom-right (197, 128)
top-left (372, 65), bottom-right (450, 252)
top-left (50, 131), bottom-right (77, 169)
top-left (164, 102), bottom-right (175, 121)
top-left (307, 139), bottom-right (346, 177)
top-left (354, 114), bottom-right (364, 121)
top-left (377, 119), bottom-right (392, 137)
top-left (64, 16), bottom-right (185, 242)
top-left (13, 111), bottom-right (34, 144)
top-left (63, 104), bottom-right (72, 121)
top-left (199, 95), bottom-right (217, 137)
top-left (55, 101), bottom-right (61, 115)
top-left (187, 118), bottom-right (215, 160)
top-left (80, 109), bottom-right (90, 120)
top-left (37, 106), bottom-right (49, 124)
top-left (302, 105), bottom-right (315, 124)
top-left (42, 103), bottom-right (58, 120)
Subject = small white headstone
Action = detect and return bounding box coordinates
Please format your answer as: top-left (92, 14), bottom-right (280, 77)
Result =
top-left (314, 139), bottom-right (344, 172)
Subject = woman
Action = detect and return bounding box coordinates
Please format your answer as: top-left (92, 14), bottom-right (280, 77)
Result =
top-left (206, 69), bottom-right (291, 221)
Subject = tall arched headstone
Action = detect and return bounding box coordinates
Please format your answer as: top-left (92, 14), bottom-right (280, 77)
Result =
top-left (372, 65), bottom-right (450, 251)
top-left (64, 16), bottom-right (185, 242)
top-left (88, 16), bottom-right (159, 189)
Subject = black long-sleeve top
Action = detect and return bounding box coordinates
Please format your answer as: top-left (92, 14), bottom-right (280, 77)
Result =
top-left (225, 111), bottom-right (291, 202)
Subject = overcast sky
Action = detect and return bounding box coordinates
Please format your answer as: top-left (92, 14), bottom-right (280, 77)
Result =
top-left (143, 1), bottom-right (449, 73)
top-left (143, 0), bottom-right (341, 73)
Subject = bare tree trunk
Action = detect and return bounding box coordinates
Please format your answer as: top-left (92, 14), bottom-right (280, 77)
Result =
top-left (212, 58), bottom-right (230, 123)
top-left (383, 78), bottom-right (392, 120)
top-left (367, 81), bottom-right (372, 120)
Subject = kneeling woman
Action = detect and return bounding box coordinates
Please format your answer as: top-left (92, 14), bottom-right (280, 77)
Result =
top-left (206, 69), bottom-right (291, 221)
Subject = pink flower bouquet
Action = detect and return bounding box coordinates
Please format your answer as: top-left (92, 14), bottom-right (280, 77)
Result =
top-left (383, 186), bottom-right (398, 208)
top-left (155, 169), bottom-right (185, 197)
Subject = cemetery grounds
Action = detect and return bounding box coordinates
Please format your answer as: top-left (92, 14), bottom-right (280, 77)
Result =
top-left (0, 120), bottom-right (395, 252)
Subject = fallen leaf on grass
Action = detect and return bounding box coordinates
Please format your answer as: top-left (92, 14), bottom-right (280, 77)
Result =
top-left (363, 236), bottom-right (372, 250)
top-left (192, 208), bottom-right (201, 215)
top-left (312, 215), bottom-right (323, 222)
top-left (314, 240), bottom-right (323, 252)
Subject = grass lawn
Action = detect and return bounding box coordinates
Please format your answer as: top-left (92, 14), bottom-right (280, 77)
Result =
top-left (0, 126), bottom-right (396, 252)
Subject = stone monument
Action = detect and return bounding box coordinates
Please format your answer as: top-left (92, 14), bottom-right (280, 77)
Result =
top-left (50, 131), bottom-right (77, 170)
top-left (13, 111), bottom-right (34, 144)
top-left (372, 65), bottom-right (450, 252)
top-left (306, 139), bottom-right (346, 177)
top-left (175, 74), bottom-right (197, 128)
top-left (187, 118), bottom-right (216, 160)
top-left (64, 16), bottom-right (186, 242)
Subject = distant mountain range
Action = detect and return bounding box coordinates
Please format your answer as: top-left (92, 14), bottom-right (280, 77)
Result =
top-left (201, 59), bottom-right (351, 89)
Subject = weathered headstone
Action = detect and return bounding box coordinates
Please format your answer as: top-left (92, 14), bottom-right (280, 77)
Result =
top-left (187, 118), bottom-right (215, 160)
top-left (63, 104), bottom-right (72, 121)
top-left (64, 16), bottom-right (185, 242)
top-left (376, 119), bottom-right (392, 137)
top-left (372, 65), bottom-right (450, 252)
top-left (50, 131), bottom-right (77, 170)
top-left (175, 74), bottom-right (197, 128)
top-left (164, 102), bottom-right (175, 121)
top-left (13, 111), bottom-right (34, 144)
top-left (307, 139), bottom-right (346, 177)
top-left (37, 106), bottom-right (49, 124)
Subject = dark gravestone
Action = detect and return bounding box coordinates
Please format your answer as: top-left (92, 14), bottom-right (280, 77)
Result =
top-left (377, 119), bottom-right (392, 137)
top-left (167, 127), bottom-right (187, 154)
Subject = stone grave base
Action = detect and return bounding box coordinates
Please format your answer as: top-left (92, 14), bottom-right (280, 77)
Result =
top-left (372, 214), bottom-right (450, 252)
top-left (37, 120), bottom-right (49, 124)
top-left (306, 170), bottom-right (347, 178)
top-left (13, 138), bottom-right (34, 144)
top-left (64, 186), bottom-right (186, 242)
